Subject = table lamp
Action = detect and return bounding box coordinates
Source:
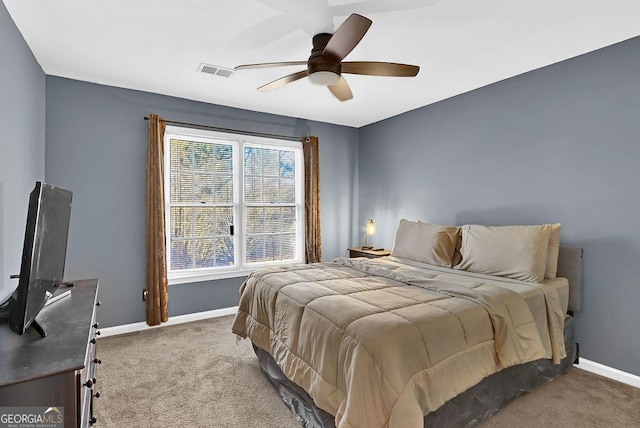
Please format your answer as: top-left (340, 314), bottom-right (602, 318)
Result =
top-left (362, 219), bottom-right (376, 249)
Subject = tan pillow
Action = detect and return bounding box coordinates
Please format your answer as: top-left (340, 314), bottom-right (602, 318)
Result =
top-left (391, 220), bottom-right (459, 267)
top-left (545, 223), bottom-right (561, 279)
top-left (457, 224), bottom-right (554, 282)
top-left (452, 229), bottom-right (463, 267)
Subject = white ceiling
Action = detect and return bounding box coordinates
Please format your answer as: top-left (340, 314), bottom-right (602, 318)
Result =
top-left (5, 0), bottom-right (640, 127)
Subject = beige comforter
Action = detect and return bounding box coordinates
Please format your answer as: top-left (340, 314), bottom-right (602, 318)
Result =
top-left (232, 257), bottom-right (566, 428)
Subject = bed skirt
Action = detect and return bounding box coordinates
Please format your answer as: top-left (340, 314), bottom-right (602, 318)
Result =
top-left (253, 315), bottom-right (576, 428)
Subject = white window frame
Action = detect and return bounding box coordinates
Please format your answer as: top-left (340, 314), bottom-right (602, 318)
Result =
top-left (164, 125), bottom-right (305, 285)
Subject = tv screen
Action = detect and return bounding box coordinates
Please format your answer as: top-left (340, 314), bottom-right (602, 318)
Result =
top-left (8, 181), bottom-right (72, 336)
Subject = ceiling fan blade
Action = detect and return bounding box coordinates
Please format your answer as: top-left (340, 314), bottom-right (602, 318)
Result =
top-left (323, 14), bottom-right (372, 61)
top-left (235, 61), bottom-right (307, 71)
top-left (327, 76), bottom-right (353, 101)
top-left (258, 70), bottom-right (308, 92)
top-left (342, 62), bottom-right (420, 77)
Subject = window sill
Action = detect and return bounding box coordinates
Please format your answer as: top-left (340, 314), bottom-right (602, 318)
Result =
top-left (168, 260), bottom-right (303, 285)
top-left (168, 270), bottom-right (249, 285)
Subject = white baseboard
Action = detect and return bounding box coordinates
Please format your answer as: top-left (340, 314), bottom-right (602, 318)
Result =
top-left (99, 306), bottom-right (238, 338)
top-left (575, 358), bottom-right (640, 389)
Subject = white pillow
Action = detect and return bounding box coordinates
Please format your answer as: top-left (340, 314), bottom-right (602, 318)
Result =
top-left (456, 224), bottom-right (554, 283)
top-left (391, 219), bottom-right (459, 268)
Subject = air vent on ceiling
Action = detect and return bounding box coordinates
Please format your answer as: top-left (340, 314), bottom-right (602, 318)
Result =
top-left (198, 63), bottom-right (234, 78)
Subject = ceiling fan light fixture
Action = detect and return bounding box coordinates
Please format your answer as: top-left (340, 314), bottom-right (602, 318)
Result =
top-left (308, 71), bottom-right (340, 86)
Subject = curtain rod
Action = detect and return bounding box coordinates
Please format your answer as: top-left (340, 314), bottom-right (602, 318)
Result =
top-left (143, 116), bottom-right (309, 142)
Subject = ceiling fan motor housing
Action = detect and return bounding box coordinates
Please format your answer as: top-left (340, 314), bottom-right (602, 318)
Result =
top-left (308, 33), bottom-right (341, 77)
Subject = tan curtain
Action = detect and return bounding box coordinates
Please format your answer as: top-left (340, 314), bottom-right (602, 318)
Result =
top-left (146, 114), bottom-right (169, 326)
top-left (303, 136), bottom-right (322, 263)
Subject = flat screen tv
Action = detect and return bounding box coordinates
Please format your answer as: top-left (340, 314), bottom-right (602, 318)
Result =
top-left (3, 181), bottom-right (73, 336)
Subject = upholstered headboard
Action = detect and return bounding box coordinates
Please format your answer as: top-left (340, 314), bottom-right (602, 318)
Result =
top-left (556, 245), bottom-right (583, 313)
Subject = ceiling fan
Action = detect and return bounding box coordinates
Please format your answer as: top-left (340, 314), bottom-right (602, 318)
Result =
top-left (234, 14), bottom-right (420, 101)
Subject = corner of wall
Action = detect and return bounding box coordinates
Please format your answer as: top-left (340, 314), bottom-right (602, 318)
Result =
top-left (352, 129), bottom-right (360, 247)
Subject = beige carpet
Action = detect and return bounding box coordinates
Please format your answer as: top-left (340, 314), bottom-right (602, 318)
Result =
top-left (95, 316), bottom-right (640, 428)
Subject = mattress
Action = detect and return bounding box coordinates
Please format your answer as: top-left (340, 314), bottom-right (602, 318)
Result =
top-left (232, 256), bottom-right (568, 428)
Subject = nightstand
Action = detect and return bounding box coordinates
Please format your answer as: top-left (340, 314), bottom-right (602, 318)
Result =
top-left (348, 247), bottom-right (391, 259)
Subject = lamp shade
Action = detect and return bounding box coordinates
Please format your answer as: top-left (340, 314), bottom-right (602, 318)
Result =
top-left (366, 219), bottom-right (376, 236)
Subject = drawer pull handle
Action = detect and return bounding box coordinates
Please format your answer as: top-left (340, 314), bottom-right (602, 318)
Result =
top-left (94, 392), bottom-right (101, 398)
top-left (93, 358), bottom-right (102, 364)
top-left (93, 322), bottom-right (99, 329)
top-left (95, 301), bottom-right (101, 307)
top-left (95, 331), bottom-right (101, 336)
top-left (90, 338), bottom-right (96, 344)
top-left (90, 416), bottom-right (97, 425)
top-left (84, 379), bottom-right (93, 388)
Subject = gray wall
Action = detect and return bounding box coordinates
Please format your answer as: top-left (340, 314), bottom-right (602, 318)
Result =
top-left (358, 36), bottom-right (640, 376)
top-left (0, 1), bottom-right (46, 302)
top-left (45, 76), bottom-right (358, 328)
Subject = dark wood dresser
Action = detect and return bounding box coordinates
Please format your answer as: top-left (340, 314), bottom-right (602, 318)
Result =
top-left (0, 279), bottom-right (101, 427)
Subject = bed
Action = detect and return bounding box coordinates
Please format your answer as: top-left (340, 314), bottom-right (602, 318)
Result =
top-left (232, 222), bottom-right (583, 427)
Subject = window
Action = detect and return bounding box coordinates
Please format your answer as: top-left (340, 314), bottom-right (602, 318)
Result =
top-left (164, 126), bottom-right (304, 284)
